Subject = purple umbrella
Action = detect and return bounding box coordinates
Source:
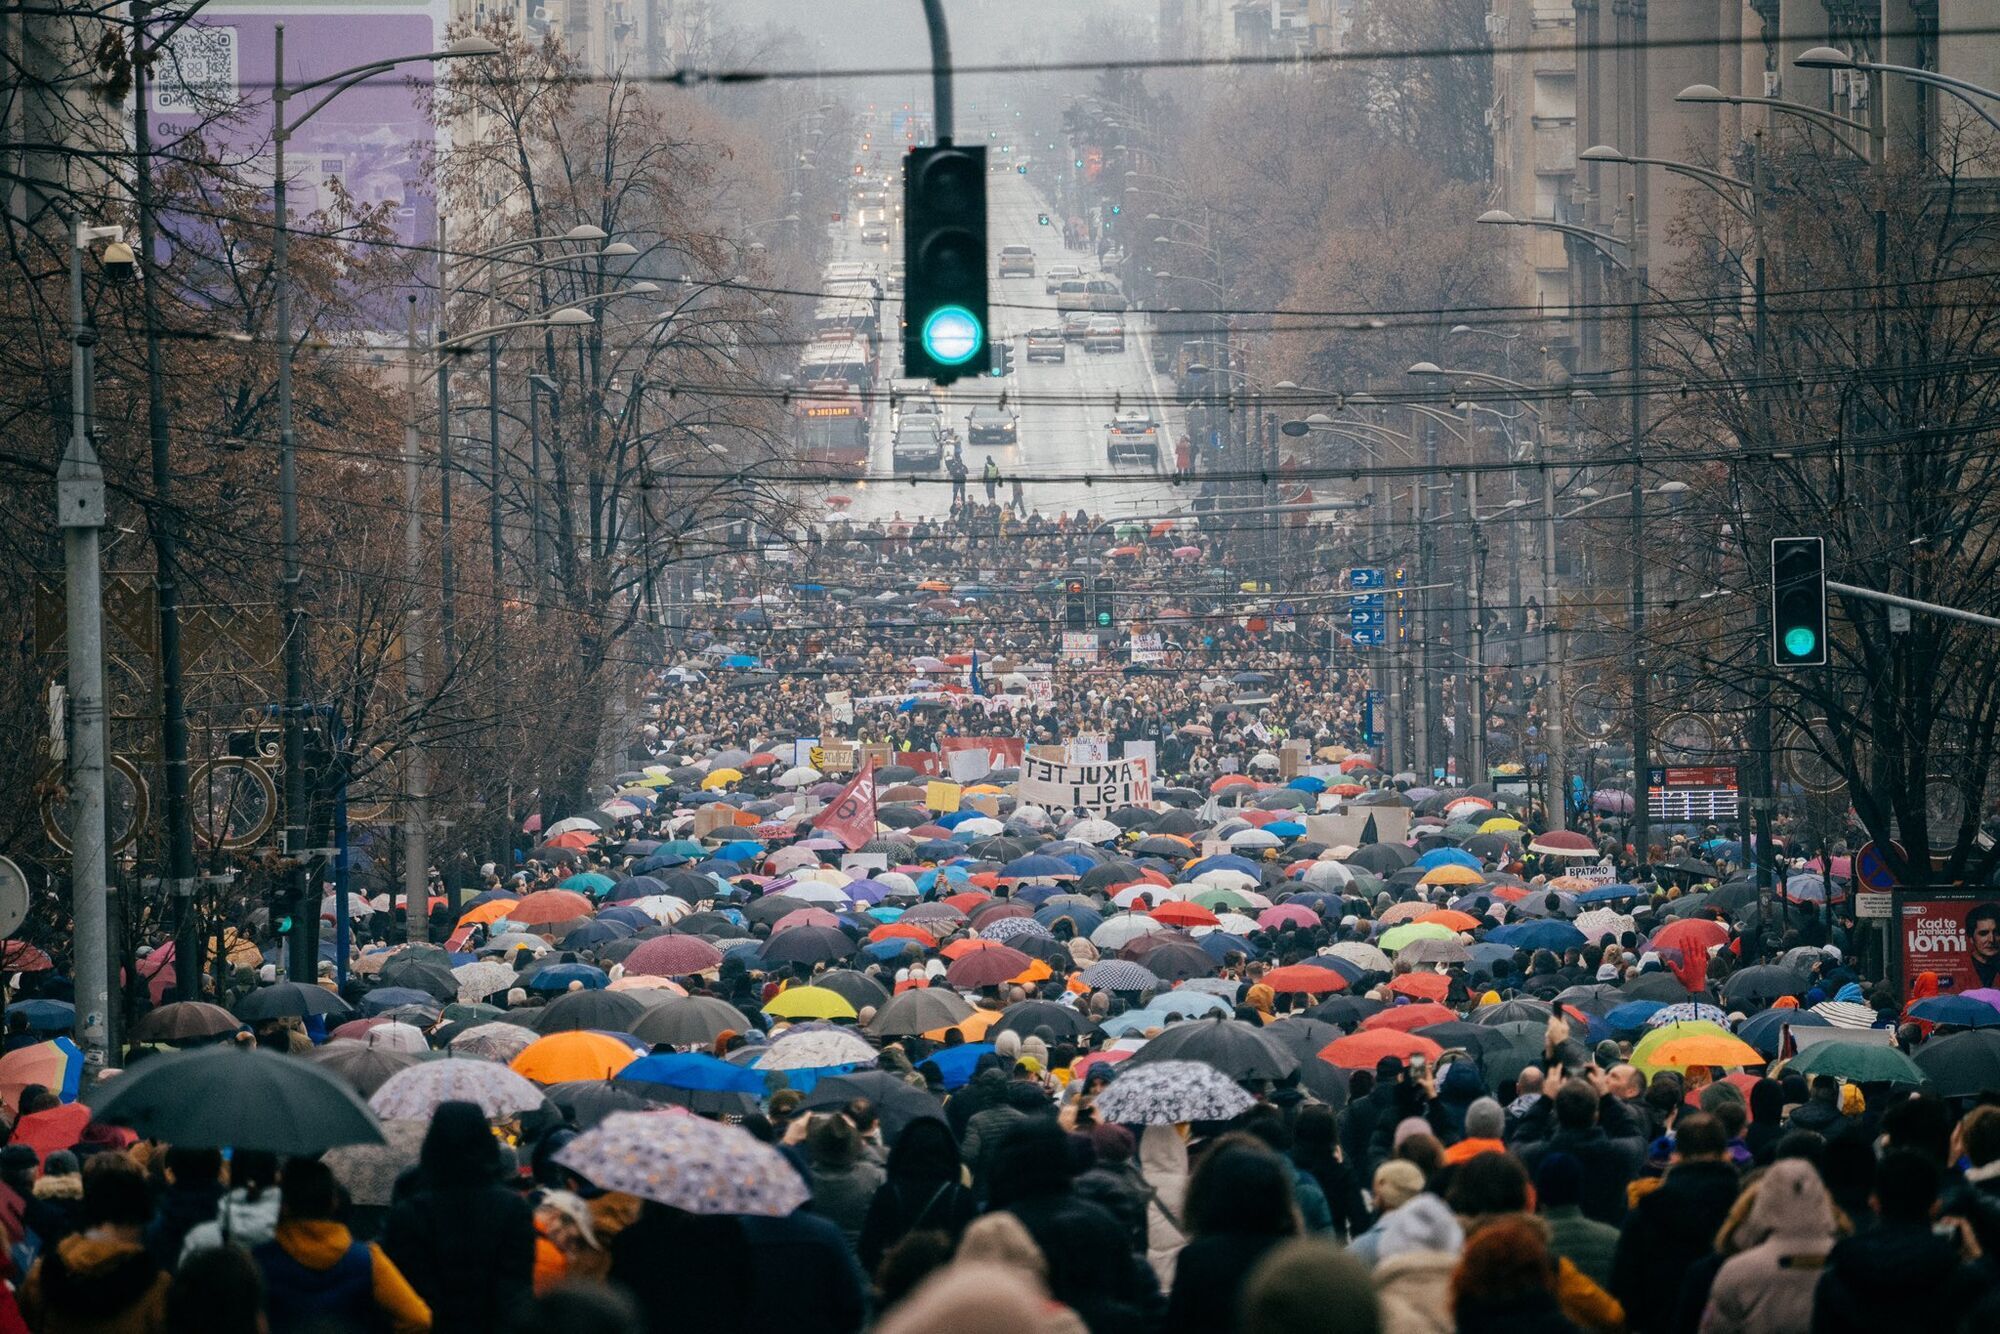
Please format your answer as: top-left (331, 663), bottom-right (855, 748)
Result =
top-left (1591, 789), bottom-right (1634, 814)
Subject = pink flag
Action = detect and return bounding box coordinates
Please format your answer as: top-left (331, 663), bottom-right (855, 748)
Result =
top-left (812, 765), bottom-right (878, 851)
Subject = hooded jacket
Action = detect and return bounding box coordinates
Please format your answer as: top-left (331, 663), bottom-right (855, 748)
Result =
top-left (1372, 1196), bottom-right (1463, 1334)
top-left (179, 1187), bottom-right (282, 1264)
top-left (20, 1234), bottom-right (170, 1334)
top-left (382, 1103), bottom-right (535, 1334)
top-left (1136, 1125), bottom-right (1189, 1287)
top-left (1699, 1161), bottom-right (1837, 1334)
top-left (255, 1219), bottom-right (431, 1334)
top-left (1808, 1221), bottom-right (1985, 1334)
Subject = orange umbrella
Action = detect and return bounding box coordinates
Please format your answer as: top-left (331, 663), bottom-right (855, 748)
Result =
top-left (1418, 865), bottom-right (1486, 887)
top-left (1414, 910), bottom-right (1482, 932)
top-left (923, 1008), bottom-right (1001, 1042)
top-left (870, 922), bottom-right (938, 945)
top-left (506, 890), bottom-right (594, 926)
top-left (1151, 901), bottom-right (1220, 927)
top-left (941, 938), bottom-right (1005, 960)
top-left (545, 830), bottom-right (597, 851)
top-left (1319, 1029), bottom-right (1444, 1071)
top-left (943, 891), bottom-right (994, 912)
top-left (1264, 964), bottom-right (1347, 994)
top-left (1361, 1002), bottom-right (1459, 1032)
top-left (1009, 960), bottom-right (1055, 986)
top-left (1388, 972), bottom-right (1452, 1003)
top-left (510, 1031), bottom-right (638, 1084)
top-left (1646, 1032), bottom-right (1764, 1069)
top-left (1210, 775), bottom-right (1258, 793)
top-left (459, 899), bottom-right (520, 927)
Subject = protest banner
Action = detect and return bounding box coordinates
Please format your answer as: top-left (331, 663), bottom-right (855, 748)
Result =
top-left (1019, 755), bottom-right (1153, 813)
top-left (1128, 632), bottom-right (1164, 664)
top-left (941, 736), bottom-right (1025, 781)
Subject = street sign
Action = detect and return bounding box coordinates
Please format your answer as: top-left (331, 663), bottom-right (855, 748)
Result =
top-left (1854, 892), bottom-right (1893, 919)
top-left (1645, 765), bottom-right (1740, 822)
top-left (1352, 627), bottom-right (1386, 647)
top-left (1854, 840), bottom-right (1901, 892)
top-left (1350, 567), bottom-right (1384, 590)
top-left (0, 856), bottom-right (28, 940)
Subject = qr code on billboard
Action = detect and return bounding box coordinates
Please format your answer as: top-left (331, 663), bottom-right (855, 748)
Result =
top-left (151, 25), bottom-right (239, 114)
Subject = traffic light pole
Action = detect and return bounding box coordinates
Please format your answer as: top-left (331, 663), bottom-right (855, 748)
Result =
top-left (919, 0), bottom-right (953, 141)
top-left (1823, 581), bottom-right (2000, 630)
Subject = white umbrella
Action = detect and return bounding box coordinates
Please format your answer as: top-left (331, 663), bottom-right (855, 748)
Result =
top-left (784, 881), bottom-right (851, 906)
top-left (1301, 861), bottom-right (1353, 889)
top-left (1214, 912), bottom-right (1260, 935)
top-left (1193, 868), bottom-right (1259, 891)
top-left (1228, 828), bottom-right (1281, 849)
top-left (1574, 909), bottom-right (1635, 942)
top-left (452, 960), bottom-right (518, 1004)
top-left (369, 1058), bottom-right (545, 1120)
top-left (1326, 941), bottom-right (1392, 972)
top-left (448, 1022), bottom-right (540, 1063)
top-left (555, 1111), bottom-right (808, 1216)
top-left (775, 766), bottom-right (822, 789)
top-left (954, 816), bottom-right (1005, 837)
top-left (319, 893), bottom-right (374, 922)
top-left (546, 816), bottom-right (602, 837)
top-left (1067, 819), bottom-right (1122, 845)
top-left (629, 895), bottom-right (695, 925)
top-left (875, 872), bottom-right (917, 895)
top-left (1013, 805), bottom-right (1051, 828)
top-left (759, 1030), bottom-right (878, 1071)
top-left (1092, 1060), bottom-right (1255, 1124)
top-left (1091, 915), bottom-right (1167, 950)
top-left (1249, 751), bottom-right (1280, 770)
top-left (362, 1022), bottom-right (429, 1054)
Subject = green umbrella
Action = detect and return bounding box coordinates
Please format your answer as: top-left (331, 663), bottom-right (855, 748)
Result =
top-left (1785, 1040), bottom-right (1928, 1085)
top-left (1379, 922), bottom-right (1457, 953)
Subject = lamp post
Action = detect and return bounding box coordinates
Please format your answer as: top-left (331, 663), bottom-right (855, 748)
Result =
top-left (62, 222), bottom-right (130, 1071)
top-left (1674, 84), bottom-right (1874, 162)
top-left (269, 26), bottom-right (497, 979)
top-left (1794, 45), bottom-right (2000, 142)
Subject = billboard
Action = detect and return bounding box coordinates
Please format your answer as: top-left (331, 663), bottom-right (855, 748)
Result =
top-left (148, 1), bottom-right (448, 262)
top-left (1898, 893), bottom-right (2000, 998)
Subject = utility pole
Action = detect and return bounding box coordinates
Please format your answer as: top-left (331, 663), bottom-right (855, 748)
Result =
top-left (128, 0), bottom-right (201, 999)
top-left (1539, 419), bottom-right (1568, 831)
top-left (485, 278), bottom-right (508, 875)
top-left (402, 296), bottom-right (431, 949)
top-left (1627, 288), bottom-right (1651, 865)
top-left (62, 223), bottom-right (119, 1073)
top-left (436, 216), bottom-right (459, 676)
top-left (1469, 466), bottom-right (1487, 786)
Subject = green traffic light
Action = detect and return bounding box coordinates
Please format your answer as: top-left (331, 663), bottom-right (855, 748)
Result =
top-left (1783, 626), bottom-right (1818, 657)
top-left (920, 305), bottom-right (983, 366)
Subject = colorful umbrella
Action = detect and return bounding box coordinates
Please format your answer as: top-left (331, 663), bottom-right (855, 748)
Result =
top-left (762, 986), bottom-right (859, 1021)
top-left (368, 1058), bottom-right (546, 1120)
top-left (554, 1111), bottom-right (808, 1216)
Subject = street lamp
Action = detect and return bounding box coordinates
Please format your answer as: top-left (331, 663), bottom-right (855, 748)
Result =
top-left (1475, 210), bottom-right (1634, 268)
top-left (1675, 84), bottom-right (1873, 161)
top-left (1794, 46), bottom-right (2000, 136)
top-left (1577, 145), bottom-right (1755, 219)
top-left (270, 26), bottom-right (496, 978)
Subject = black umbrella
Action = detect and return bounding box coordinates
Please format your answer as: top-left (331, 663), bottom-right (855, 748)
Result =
top-left (877, 765), bottom-right (919, 783)
top-left (1262, 1018), bottom-right (1352, 1109)
top-left (1304, 995), bottom-right (1387, 1029)
top-left (867, 989), bottom-right (974, 1037)
top-left (1077, 862), bottom-right (1150, 893)
top-left (1621, 972), bottom-right (1693, 1002)
top-left (1106, 806), bottom-right (1158, 830)
top-left (1718, 965), bottom-right (1806, 1009)
top-left (799, 1072), bottom-right (948, 1141)
top-left (1475, 1021), bottom-right (1551, 1085)
top-left (1126, 1017), bottom-right (1298, 1082)
top-left (309, 1040), bottom-right (426, 1097)
top-left (1152, 808), bottom-right (1208, 832)
top-left (814, 969), bottom-right (892, 1011)
top-left (992, 1000), bottom-right (1100, 1041)
top-left (233, 982), bottom-right (354, 1022)
top-left (530, 989), bottom-right (648, 1034)
top-left (375, 958), bottom-right (458, 1004)
top-left (1127, 938), bottom-right (1217, 982)
top-left (1415, 1021), bottom-right (1505, 1059)
top-left (631, 996), bottom-right (756, 1047)
top-left (1132, 837), bottom-right (1196, 860)
top-left (758, 926), bottom-right (856, 967)
top-left (87, 1046), bottom-right (383, 1153)
top-left (1914, 1029), bottom-right (2000, 1098)
top-left (543, 1079), bottom-right (667, 1129)
top-left (1469, 998), bottom-right (1554, 1027)
top-left (969, 837), bottom-right (1033, 861)
top-left (1550, 983), bottom-right (1624, 1017)
top-left (132, 1001), bottom-right (243, 1043)
top-left (1342, 844), bottom-right (1412, 873)
top-left (743, 895), bottom-right (812, 925)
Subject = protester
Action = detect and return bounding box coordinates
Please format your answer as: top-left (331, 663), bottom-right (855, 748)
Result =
top-left (20, 1158), bottom-right (169, 1334)
top-left (1163, 1137), bottom-right (1299, 1334)
top-left (252, 1159), bottom-right (430, 1334)
top-left (1697, 1160), bottom-right (1840, 1334)
top-left (382, 1103), bottom-right (535, 1334)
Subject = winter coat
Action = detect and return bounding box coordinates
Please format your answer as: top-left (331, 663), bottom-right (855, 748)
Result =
top-left (1611, 1159), bottom-right (1741, 1333)
top-left (1163, 1232), bottom-right (1285, 1334)
top-left (382, 1181), bottom-right (534, 1334)
top-left (805, 1159), bottom-right (885, 1251)
top-left (1518, 1126), bottom-right (1643, 1225)
top-left (20, 1234), bottom-right (170, 1334)
top-left (1457, 1290), bottom-right (1583, 1334)
top-left (180, 1187), bottom-right (282, 1264)
top-left (1544, 1203), bottom-right (1620, 1291)
top-left (1699, 1160), bottom-right (1837, 1334)
top-left (254, 1219), bottom-right (431, 1334)
top-left (1135, 1125), bottom-right (1189, 1288)
top-left (1809, 1222), bottom-right (1986, 1334)
top-left (1375, 1250), bottom-right (1457, 1334)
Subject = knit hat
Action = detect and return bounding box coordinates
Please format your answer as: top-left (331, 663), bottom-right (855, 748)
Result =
top-left (1370, 1159), bottom-right (1426, 1212)
top-left (1535, 1151), bottom-right (1584, 1208)
top-left (994, 1030), bottom-right (1022, 1059)
top-left (1377, 1193), bottom-right (1464, 1260)
top-left (1392, 1116), bottom-right (1433, 1149)
top-left (1464, 1097), bottom-right (1504, 1140)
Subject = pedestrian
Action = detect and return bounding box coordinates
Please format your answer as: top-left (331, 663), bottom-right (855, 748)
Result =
top-left (1451, 1215), bottom-right (1581, 1334)
top-left (611, 1196), bottom-right (866, 1334)
top-left (804, 1114), bottom-right (886, 1252)
top-left (1610, 1113), bottom-right (1742, 1334)
top-left (20, 1155), bottom-right (171, 1334)
top-left (1239, 1237), bottom-right (1383, 1334)
top-left (1163, 1136), bottom-right (1300, 1334)
top-left (1698, 1159), bottom-right (1840, 1334)
top-left (253, 1158), bottom-right (430, 1334)
top-left (982, 455), bottom-right (1000, 503)
top-left (1810, 1149), bottom-right (1985, 1334)
top-left (382, 1101), bottom-right (535, 1334)
top-left (179, 1151), bottom-right (280, 1264)
top-left (1534, 1154), bottom-right (1619, 1292)
top-left (165, 1244), bottom-right (263, 1334)
top-left (858, 1117), bottom-right (977, 1275)
top-left (1136, 1123), bottom-right (1190, 1286)
top-left (1346, 1159), bottom-right (1428, 1269)
top-left (1372, 1194), bottom-right (1463, 1334)
top-left (947, 450), bottom-right (968, 505)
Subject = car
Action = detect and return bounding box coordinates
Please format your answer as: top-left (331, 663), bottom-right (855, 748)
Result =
top-left (860, 222), bottom-right (890, 245)
top-left (1061, 311), bottom-right (1094, 341)
top-left (892, 420), bottom-right (946, 472)
top-left (966, 403), bottom-right (1018, 445)
top-left (1084, 315), bottom-right (1126, 353)
top-left (998, 245), bottom-right (1035, 277)
top-left (1056, 276), bottom-right (1127, 313)
top-left (1044, 264), bottom-right (1083, 295)
top-left (1025, 327), bottom-right (1067, 363)
top-left (1106, 411), bottom-right (1160, 463)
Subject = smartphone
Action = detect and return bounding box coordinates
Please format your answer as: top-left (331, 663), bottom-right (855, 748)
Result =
top-left (1408, 1054), bottom-right (1427, 1080)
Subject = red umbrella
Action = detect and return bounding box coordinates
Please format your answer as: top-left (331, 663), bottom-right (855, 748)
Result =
top-left (771, 908), bottom-right (844, 935)
top-left (1264, 964), bottom-right (1347, 994)
top-left (1527, 829), bottom-right (1598, 857)
top-left (11, 1104), bottom-right (90, 1160)
top-left (944, 891), bottom-right (994, 913)
top-left (0, 941), bottom-right (53, 972)
top-left (1651, 917), bottom-right (1729, 956)
top-left (945, 946), bottom-right (1034, 989)
top-left (623, 935), bottom-right (724, 977)
top-left (1360, 1002), bottom-right (1459, 1032)
top-left (1388, 973), bottom-right (1452, 1003)
top-left (1151, 901), bottom-right (1220, 927)
top-left (1319, 1029), bottom-right (1445, 1070)
top-left (507, 890), bottom-right (595, 925)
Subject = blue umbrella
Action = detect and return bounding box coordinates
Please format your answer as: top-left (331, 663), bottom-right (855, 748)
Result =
top-left (358, 987), bottom-right (435, 1016)
top-left (1196, 931), bottom-right (1261, 961)
top-left (1486, 920), bottom-right (1586, 952)
top-left (721, 653), bottom-right (758, 669)
top-left (1910, 995), bottom-right (2000, 1028)
top-left (1299, 954), bottom-right (1363, 983)
top-left (1738, 1007), bottom-right (1830, 1057)
top-left (1186, 854), bottom-right (1265, 879)
top-left (935, 811), bottom-right (978, 828)
top-left (562, 920), bottom-right (635, 949)
top-left (921, 1042), bottom-right (995, 1090)
top-left (1466, 942), bottom-right (1517, 971)
top-left (1603, 1000), bottom-right (1667, 1031)
top-left (5, 1000), bottom-right (75, 1031)
top-left (1574, 884), bottom-right (1648, 904)
top-left (1012, 885), bottom-right (1060, 907)
top-left (527, 963), bottom-right (611, 993)
top-left (1288, 776), bottom-right (1328, 794)
top-left (1035, 903), bottom-right (1103, 935)
top-left (716, 841), bottom-right (766, 863)
top-left (631, 854), bottom-right (690, 874)
top-left (999, 854), bottom-right (1075, 881)
top-left (619, 1052), bottom-right (769, 1093)
top-left (605, 876), bottom-right (668, 903)
top-left (597, 906), bottom-right (656, 931)
top-left (1415, 847), bottom-right (1482, 872)
top-left (915, 840), bottom-right (962, 860)
top-left (1264, 821), bottom-right (1307, 839)
top-left (859, 938), bottom-right (924, 963)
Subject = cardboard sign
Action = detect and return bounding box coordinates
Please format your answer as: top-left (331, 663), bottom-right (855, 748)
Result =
top-left (817, 744), bottom-right (858, 774)
top-left (1030, 745), bottom-right (1065, 763)
top-left (1128, 632), bottom-right (1164, 664)
top-left (825, 691), bottom-right (854, 725)
top-left (926, 781), bottom-right (962, 813)
top-left (942, 736), bottom-right (1024, 779)
top-left (964, 793), bottom-right (1002, 817)
top-left (1020, 756), bottom-right (1153, 813)
top-left (793, 738), bottom-right (819, 768)
top-left (1061, 632), bottom-right (1099, 663)
top-left (1200, 839), bottom-right (1229, 861)
top-left (1122, 740), bottom-right (1157, 776)
top-left (1303, 808), bottom-right (1413, 848)
top-left (693, 805), bottom-right (737, 839)
top-left (859, 743), bottom-right (892, 771)
top-left (1069, 736), bottom-right (1110, 766)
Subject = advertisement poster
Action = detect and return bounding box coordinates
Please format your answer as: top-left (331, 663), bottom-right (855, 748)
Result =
top-left (1899, 893), bottom-right (2000, 997)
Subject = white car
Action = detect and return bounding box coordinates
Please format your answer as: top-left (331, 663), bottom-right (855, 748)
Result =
top-left (1106, 411), bottom-right (1160, 463)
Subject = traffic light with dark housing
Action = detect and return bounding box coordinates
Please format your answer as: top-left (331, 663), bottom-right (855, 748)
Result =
top-left (1771, 537), bottom-right (1828, 666)
top-left (902, 143), bottom-right (988, 384)
top-left (1064, 577), bottom-right (1088, 631)
top-left (989, 339), bottom-right (1014, 377)
top-left (1093, 590), bottom-right (1115, 631)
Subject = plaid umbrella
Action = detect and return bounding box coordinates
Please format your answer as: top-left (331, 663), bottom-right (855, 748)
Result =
top-left (1091, 1060), bottom-right (1255, 1124)
top-left (368, 1058), bottom-right (545, 1120)
top-left (447, 1022), bottom-right (539, 1063)
top-left (980, 917), bottom-right (1054, 944)
top-left (1646, 1002), bottom-right (1730, 1028)
top-left (555, 1110), bottom-right (810, 1215)
top-left (1079, 959), bottom-right (1162, 991)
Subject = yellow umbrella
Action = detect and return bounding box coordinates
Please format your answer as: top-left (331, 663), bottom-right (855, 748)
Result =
top-left (1477, 817), bottom-right (1525, 833)
top-left (634, 774), bottom-right (672, 789)
top-left (965, 784), bottom-right (1004, 795)
top-left (1633, 1020), bottom-right (1735, 1074)
top-left (924, 1007), bottom-right (1001, 1042)
top-left (1418, 864), bottom-right (1487, 887)
top-left (700, 768), bottom-right (743, 790)
top-left (763, 986), bottom-right (858, 1021)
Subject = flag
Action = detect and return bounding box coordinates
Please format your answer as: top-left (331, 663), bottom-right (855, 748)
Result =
top-left (968, 648), bottom-right (983, 697)
top-left (811, 764), bottom-right (878, 851)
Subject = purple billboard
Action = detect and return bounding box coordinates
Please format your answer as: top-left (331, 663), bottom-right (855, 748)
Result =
top-left (148, 2), bottom-right (447, 265)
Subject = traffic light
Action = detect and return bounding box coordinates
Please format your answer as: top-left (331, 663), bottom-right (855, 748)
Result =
top-left (989, 339), bottom-right (1014, 377)
top-left (1109, 202), bottom-right (1121, 215)
top-left (1064, 577), bottom-right (1088, 630)
top-left (1771, 536), bottom-right (1828, 666)
top-left (902, 143), bottom-right (988, 384)
top-left (1037, 212), bottom-right (1050, 226)
top-left (1094, 589), bottom-right (1115, 631)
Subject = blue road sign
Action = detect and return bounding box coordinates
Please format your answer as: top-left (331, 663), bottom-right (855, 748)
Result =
top-left (1350, 609), bottom-right (1386, 629)
top-left (1350, 567), bottom-right (1384, 590)
top-left (1363, 689), bottom-right (1385, 743)
top-left (1353, 627), bottom-right (1386, 647)
top-left (1209, 429), bottom-right (1225, 451)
